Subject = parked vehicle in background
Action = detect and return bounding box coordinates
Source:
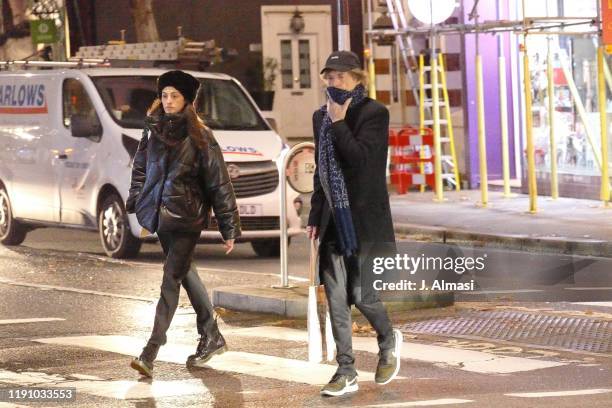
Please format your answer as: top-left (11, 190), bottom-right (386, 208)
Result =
top-left (0, 64), bottom-right (301, 258)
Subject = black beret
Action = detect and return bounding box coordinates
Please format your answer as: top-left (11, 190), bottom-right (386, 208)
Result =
top-left (157, 70), bottom-right (200, 103)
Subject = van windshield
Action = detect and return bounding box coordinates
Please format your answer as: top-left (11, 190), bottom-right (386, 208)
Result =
top-left (91, 76), bottom-right (269, 130)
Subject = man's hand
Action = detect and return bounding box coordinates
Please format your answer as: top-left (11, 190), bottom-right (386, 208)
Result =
top-left (327, 97), bottom-right (352, 123)
top-left (223, 239), bottom-right (235, 254)
top-left (306, 225), bottom-right (319, 240)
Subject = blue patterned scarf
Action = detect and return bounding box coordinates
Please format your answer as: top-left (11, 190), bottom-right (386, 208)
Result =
top-left (318, 84), bottom-right (367, 257)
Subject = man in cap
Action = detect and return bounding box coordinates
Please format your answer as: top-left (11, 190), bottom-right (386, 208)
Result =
top-left (307, 51), bottom-right (403, 396)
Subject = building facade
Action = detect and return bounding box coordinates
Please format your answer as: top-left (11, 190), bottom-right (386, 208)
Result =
top-left (76, 0), bottom-right (610, 200)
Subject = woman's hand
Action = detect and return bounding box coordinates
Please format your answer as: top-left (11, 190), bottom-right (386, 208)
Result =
top-left (327, 97), bottom-right (352, 123)
top-left (306, 225), bottom-right (319, 240)
top-left (223, 239), bottom-right (235, 254)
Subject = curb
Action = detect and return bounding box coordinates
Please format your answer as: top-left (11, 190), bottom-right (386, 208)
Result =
top-left (212, 285), bottom-right (454, 318)
top-left (393, 223), bottom-right (612, 258)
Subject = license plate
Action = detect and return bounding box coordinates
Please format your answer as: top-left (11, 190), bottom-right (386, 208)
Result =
top-left (239, 204), bottom-right (263, 216)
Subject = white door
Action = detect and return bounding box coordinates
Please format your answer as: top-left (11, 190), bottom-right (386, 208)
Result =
top-left (261, 6), bottom-right (332, 140)
top-left (55, 77), bottom-right (100, 227)
top-left (276, 34), bottom-right (319, 138)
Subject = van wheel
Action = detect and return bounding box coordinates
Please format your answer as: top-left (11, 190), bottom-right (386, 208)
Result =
top-left (251, 238), bottom-right (291, 257)
top-left (0, 188), bottom-right (27, 246)
top-left (99, 194), bottom-right (141, 259)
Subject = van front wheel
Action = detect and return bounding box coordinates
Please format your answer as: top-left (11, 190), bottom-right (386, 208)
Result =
top-left (99, 194), bottom-right (141, 259)
top-left (250, 238), bottom-right (291, 257)
top-left (0, 188), bottom-right (27, 246)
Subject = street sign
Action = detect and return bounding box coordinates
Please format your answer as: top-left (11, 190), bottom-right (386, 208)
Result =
top-left (285, 145), bottom-right (315, 194)
top-left (31, 19), bottom-right (58, 44)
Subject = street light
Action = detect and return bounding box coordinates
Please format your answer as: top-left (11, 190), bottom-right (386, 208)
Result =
top-left (290, 9), bottom-right (305, 35)
top-left (406, 0), bottom-right (456, 25)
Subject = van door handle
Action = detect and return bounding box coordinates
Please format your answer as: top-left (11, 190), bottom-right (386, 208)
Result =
top-left (56, 154), bottom-right (68, 159)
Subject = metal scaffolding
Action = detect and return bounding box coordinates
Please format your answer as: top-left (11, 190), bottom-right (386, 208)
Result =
top-left (364, 0), bottom-right (610, 210)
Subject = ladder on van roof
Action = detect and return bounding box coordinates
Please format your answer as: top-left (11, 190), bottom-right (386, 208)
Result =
top-left (0, 60), bottom-right (110, 70)
top-left (0, 36), bottom-right (237, 71)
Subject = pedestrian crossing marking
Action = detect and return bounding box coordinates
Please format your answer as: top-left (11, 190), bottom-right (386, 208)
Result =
top-left (0, 277), bottom-right (155, 302)
top-left (505, 388), bottom-right (612, 398)
top-left (0, 318), bottom-right (65, 325)
top-left (224, 326), bottom-right (566, 374)
top-left (0, 369), bottom-right (210, 400)
top-left (364, 399), bottom-right (474, 407)
top-left (572, 301), bottom-right (612, 307)
top-left (63, 379), bottom-right (210, 400)
top-left (34, 335), bottom-right (379, 385)
top-left (0, 402), bottom-right (30, 408)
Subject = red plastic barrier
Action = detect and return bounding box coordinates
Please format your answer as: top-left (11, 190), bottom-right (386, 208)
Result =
top-left (389, 126), bottom-right (435, 194)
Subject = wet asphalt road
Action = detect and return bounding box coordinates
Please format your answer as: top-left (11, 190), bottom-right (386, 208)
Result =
top-left (0, 228), bottom-right (610, 407)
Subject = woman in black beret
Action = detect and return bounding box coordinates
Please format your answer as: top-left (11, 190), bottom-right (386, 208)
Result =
top-left (126, 70), bottom-right (241, 378)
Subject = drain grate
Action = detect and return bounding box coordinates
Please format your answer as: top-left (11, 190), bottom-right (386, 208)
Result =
top-left (401, 310), bottom-right (612, 354)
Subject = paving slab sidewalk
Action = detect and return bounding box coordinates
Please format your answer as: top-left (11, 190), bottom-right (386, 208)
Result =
top-left (390, 190), bottom-right (612, 257)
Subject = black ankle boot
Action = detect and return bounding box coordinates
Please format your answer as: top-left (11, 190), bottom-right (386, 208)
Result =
top-left (186, 323), bottom-right (227, 367)
top-left (130, 341), bottom-right (159, 378)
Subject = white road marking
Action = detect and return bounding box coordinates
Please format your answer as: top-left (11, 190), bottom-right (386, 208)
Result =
top-left (197, 267), bottom-right (308, 283)
top-left (0, 369), bottom-right (210, 400)
top-left (462, 289), bottom-right (544, 295)
top-left (66, 379), bottom-right (211, 400)
top-left (505, 388), bottom-right (612, 398)
top-left (566, 287), bottom-right (612, 291)
top-left (0, 277), bottom-right (155, 302)
top-left (364, 399), bottom-right (473, 407)
top-left (572, 301), bottom-right (612, 307)
top-left (0, 318), bottom-right (65, 325)
top-left (0, 272), bottom-right (307, 306)
top-left (34, 335), bottom-right (379, 385)
top-left (94, 254), bottom-right (309, 282)
top-left (224, 326), bottom-right (566, 374)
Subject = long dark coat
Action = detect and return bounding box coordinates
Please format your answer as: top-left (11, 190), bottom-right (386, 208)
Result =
top-left (308, 97), bottom-right (396, 303)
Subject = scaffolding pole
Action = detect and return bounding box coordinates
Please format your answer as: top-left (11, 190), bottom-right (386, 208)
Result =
top-left (499, 53), bottom-right (512, 198)
top-left (476, 54), bottom-right (488, 207)
top-left (523, 36), bottom-right (538, 213)
top-left (432, 39), bottom-right (444, 202)
top-left (598, 45), bottom-right (610, 205)
top-left (366, 0), bottom-right (376, 99)
top-left (547, 38), bottom-right (558, 200)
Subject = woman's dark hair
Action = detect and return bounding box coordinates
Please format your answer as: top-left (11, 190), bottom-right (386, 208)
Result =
top-left (147, 98), bottom-right (209, 150)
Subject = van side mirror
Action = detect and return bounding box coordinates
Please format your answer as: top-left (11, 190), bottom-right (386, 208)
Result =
top-left (265, 117), bottom-right (278, 133)
top-left (70, 114), bottom-right (102, 138)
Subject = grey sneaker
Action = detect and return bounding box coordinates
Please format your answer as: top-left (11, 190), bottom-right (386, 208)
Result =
top-left (320, 373), bottom-right (359, 396)
top-left (375, 329), bottom-right (402, 385)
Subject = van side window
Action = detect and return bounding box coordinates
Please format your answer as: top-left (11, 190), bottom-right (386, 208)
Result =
top-left (62, 79), bottom-right (99, 128)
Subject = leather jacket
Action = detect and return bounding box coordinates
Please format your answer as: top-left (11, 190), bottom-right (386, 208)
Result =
top-left (125, 112), bottom-right (241, 240)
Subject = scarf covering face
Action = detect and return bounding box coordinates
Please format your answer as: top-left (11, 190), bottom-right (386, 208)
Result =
top-left (318, 84), bottom-right (367, 257)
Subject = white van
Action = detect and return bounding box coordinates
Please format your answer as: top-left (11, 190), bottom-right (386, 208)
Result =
top-left (0, 66), bottom-right (302, 258)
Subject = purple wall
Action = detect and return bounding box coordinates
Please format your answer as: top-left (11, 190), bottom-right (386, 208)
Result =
top-left (462, 0), bottom-right (518, 187)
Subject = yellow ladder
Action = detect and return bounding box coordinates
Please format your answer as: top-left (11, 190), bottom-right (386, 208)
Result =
top-left (418, 53), bottom-right (461, 191)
